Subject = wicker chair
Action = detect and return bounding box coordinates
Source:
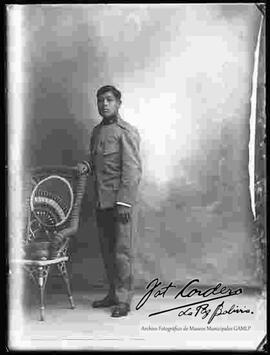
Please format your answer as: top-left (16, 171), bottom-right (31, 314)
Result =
top-left (14, 165), bottom-right (87, 321)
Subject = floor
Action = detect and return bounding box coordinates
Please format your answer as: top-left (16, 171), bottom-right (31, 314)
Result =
top-left (9, 286), bottom-right (266, 351)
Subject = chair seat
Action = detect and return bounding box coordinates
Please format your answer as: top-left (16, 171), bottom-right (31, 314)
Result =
top-left (11, 256), bottom-right (69, 266)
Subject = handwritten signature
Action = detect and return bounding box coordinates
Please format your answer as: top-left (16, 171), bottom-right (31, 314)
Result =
top-left (135, 278), bottom-right (253, 323)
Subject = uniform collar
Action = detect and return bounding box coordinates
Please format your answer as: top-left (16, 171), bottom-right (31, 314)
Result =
top-left (101, 114), bottom-right (119, 125)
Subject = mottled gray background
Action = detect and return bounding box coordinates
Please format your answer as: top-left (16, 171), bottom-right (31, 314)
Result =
top-left (20, 4), bottom-right (261, 288)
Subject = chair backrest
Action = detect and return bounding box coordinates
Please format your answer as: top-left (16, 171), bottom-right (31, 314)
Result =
top-left (31, 175), bottom-right (74, 228)
top-left (24, 165), bottom-right (87, 246)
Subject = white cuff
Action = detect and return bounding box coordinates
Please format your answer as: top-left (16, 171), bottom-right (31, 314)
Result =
top-left (116, 202), bottom-right (132, 208)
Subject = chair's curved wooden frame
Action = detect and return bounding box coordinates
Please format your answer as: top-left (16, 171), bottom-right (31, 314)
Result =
top-left (13, 165), bottom-right (87, 321)
top-left (30, 174), bottom-right (74, 228)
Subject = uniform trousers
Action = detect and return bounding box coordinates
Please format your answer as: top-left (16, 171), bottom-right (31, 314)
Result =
top-left (96, 207), bottom-right (134, 305)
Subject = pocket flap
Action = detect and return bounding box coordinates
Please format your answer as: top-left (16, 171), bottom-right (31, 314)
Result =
top-left (103, 143), bottom-right (119, 155)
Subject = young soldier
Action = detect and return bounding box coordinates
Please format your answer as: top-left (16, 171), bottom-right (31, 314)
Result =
top-left (78, 85), bottom-right (142, 317)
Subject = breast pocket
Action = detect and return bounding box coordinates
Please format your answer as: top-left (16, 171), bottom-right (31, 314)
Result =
top-left (102, 141), bottom-right (121, 175)
top-left (103, 138), bottom-right (120, 156)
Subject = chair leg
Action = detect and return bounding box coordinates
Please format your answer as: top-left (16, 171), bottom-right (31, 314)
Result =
top-left (57, 261), bottom-right (75, 309)
top-left (24, 265), bottom-right (38, 286)
top-left (37, 266), bottom-right (50, 321)
top-left (23, 265), bottom-right (38, 309)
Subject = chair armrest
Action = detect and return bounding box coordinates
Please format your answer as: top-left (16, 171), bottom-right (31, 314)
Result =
top-left (55, 226), bottom-right (77, 241)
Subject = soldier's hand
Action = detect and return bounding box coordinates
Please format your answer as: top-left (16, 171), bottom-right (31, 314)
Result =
top-left (77, 162), bottom-right (90, 175)
top-left (115, 205), bottom-right (131, 224)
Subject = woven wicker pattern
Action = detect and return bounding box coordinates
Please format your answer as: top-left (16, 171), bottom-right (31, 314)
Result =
top-left (31, 175), bottom-right (74, 227)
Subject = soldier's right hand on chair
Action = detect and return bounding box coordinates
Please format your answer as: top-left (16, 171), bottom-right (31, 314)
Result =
top-left (77, 162), bottom-right (90, 175)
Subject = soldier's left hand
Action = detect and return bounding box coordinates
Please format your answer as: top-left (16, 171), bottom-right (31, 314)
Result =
top-left (115, 205), bottom-right (131, 224)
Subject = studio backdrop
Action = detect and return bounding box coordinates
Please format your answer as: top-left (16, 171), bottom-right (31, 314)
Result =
top-left (14, 4), bottom-right (265, 289)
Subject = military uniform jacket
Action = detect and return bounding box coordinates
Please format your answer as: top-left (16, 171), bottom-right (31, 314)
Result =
top-left (88, 116), bottom-right (142, 209)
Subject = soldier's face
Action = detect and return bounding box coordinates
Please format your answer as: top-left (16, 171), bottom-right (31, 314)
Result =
top-left (97, 91), bottom-right (121, 118)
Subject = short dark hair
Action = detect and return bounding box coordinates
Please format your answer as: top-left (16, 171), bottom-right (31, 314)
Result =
top-left (96, 85), bottom-right (121, 101)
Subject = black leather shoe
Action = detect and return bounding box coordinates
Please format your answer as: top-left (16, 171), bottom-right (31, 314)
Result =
top-left (111, 303), bottom-right (130, 317)
top-left (92, 296), bottom-right (118, 308)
